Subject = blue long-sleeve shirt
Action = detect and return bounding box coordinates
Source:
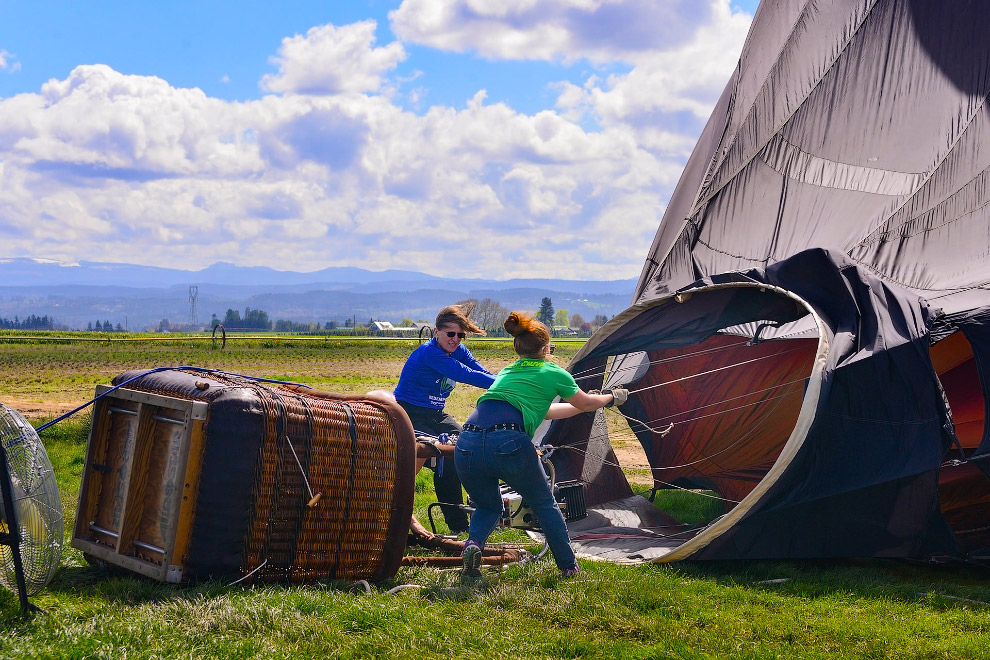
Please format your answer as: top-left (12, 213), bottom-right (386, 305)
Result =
top-left (393, 337), bottom-right (495, 409)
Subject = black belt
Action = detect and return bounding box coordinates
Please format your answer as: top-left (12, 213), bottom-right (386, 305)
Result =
top-left (463, 422), bottom-right (523, 433)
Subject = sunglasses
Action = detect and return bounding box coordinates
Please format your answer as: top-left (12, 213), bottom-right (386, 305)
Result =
top-left (442, 331), bottom-right (467, 339)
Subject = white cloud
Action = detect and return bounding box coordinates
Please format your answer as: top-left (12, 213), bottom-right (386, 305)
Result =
top-left (0, 64), bottom-right (681, 279)
top-left (390, 0), bottom-right (750, 155)
top-left (261, 21), bottom-right (406, 95)
top-left (0, 49), bottom-right (22, 72)
top-left (390, 0), bottom-right (725, 64)
top-left (0, 4), bottom-right (752, 281)
top-left (9, 65), bottom-right (261, 178)
top-left (556, 2), bottom-right (749, 127)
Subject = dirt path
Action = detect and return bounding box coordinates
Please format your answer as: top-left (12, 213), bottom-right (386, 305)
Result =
top-left (1, 396), bottom-right (82, 421)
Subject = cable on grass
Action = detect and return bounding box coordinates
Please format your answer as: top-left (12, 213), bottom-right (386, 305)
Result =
top-left (386, 584), bottom-right (425, 595)
top-left (349, 580), bottom-right (372, 595)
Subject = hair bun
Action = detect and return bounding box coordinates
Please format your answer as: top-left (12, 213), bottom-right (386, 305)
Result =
top-left (504, 312), bottom-right (526, 336)
top-left (504, 311), bottom-right (550, 356)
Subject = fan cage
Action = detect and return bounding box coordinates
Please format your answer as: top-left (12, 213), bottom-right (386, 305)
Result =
top-left (0, 404), bottom-right (64, 596)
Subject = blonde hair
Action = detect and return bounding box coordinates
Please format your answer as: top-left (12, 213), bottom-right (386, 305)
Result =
top-left (435, 303), bottom-right (486, 336)
top-left (503, 311), bottom-right (550, 357)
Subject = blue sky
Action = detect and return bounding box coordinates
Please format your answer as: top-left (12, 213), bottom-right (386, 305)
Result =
top-left (0, 0), bottom-right (758, 280)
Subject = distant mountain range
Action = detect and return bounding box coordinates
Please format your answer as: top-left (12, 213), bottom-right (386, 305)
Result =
top-left (0, 258), bottom-right (637, 331)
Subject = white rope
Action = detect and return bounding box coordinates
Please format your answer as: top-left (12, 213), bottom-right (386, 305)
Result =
top-left (284, 436), bottom-right (317, 502)
top-left (624, 376), bottom-right (809, 429)
top-left (492, 543), bottom-right (547, 571)
top-left (650, 480), bottom-right (739, 503)
top-left (624, 345), bottom-right (810, 395)
top-left (648, 514), bottom-right (729, 540)
top-left (227, 559), bottom-right (268, 586)
top-left (575, 523), bottom-right (711, 542)
top-left (555, 380), bottom-right (795, 510)
top-left (635, 385), bottom-right (794, 473)
top-left (569, 338), bottom-right (754, 383)
top-left (560, 441), bottom-right (741, 505)
top-left (606, 383), bottom-right (805, 446)
top-left (609, 409), bottom-right (674, 436)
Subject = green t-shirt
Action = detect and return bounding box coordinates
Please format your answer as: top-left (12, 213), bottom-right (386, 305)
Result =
top-left (477, 358), bottom-right (581, 437)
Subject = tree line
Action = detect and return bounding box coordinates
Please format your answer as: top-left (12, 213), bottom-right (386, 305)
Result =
top-left (0, 314), bottom-right (56, 330)
top-left (211, 307), bottom-right (273, 330)
top-left (8, 298), bottom-right (611, 334)
top-left (466, 297), bottom-right (609, 335)
top-left (199, 299), bottom-right (611, 335)
top-left (87, 320), bottom-right (124, 331)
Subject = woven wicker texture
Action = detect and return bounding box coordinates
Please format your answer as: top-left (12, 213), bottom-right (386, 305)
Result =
top-left (105, 369), bottom-right (415, 583)
top-left (246, 387), bottom-right (399, 582)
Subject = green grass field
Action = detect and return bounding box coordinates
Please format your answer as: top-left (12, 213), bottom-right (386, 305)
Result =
top-left (2, 336), bottom-right (990, 659)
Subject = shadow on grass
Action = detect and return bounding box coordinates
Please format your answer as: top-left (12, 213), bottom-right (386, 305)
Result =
top-left (35, 562), bottom-right (400, 608)
top-left (662, 556), bottom-right (990, 609)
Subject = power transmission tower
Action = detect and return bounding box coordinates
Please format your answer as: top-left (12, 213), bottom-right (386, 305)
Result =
top-left (189, 285), bottom-right (199, 325)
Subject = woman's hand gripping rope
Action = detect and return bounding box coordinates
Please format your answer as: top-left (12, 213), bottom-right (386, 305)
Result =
top-left (588, 387), bottom-right (628, 407)
top-left (605, 387), bottom-right (628, 407)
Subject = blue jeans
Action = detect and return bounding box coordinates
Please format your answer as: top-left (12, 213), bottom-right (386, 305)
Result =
top-left (454, 428), bottom-right (577, 570)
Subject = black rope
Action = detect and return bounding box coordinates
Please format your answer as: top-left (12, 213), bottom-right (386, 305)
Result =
top-left (297, 394), bottom-right (317, 505)
top-left (280, 391), bottom-right (316, 577)
top-left (257, 387), bottom-right (290, 580)
top-left (331, 403), bottom-right (359, 579)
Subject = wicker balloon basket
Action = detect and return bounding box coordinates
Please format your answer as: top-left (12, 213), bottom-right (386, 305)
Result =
top-left (72, 369), bottom-right (416, 585)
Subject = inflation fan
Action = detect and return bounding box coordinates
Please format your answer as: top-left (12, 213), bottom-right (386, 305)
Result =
top-left (0, 402), bottom-right (63, 610)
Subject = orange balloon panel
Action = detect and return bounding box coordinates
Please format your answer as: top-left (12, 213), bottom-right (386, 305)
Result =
top-left (631, 335), bottom-right (817, 502)
top-left (929, 331), bottom-right (986, 450)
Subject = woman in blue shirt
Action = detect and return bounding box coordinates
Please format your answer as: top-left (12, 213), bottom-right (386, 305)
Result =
top-left (394, 303), bottom-right (495, 532)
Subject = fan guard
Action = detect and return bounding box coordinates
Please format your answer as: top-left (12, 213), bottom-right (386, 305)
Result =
top-left (0, 403), bottom-right (64, 596)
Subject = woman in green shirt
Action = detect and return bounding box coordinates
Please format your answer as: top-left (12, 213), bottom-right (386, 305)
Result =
top-left (454, 311), bottom-right (627, 581)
